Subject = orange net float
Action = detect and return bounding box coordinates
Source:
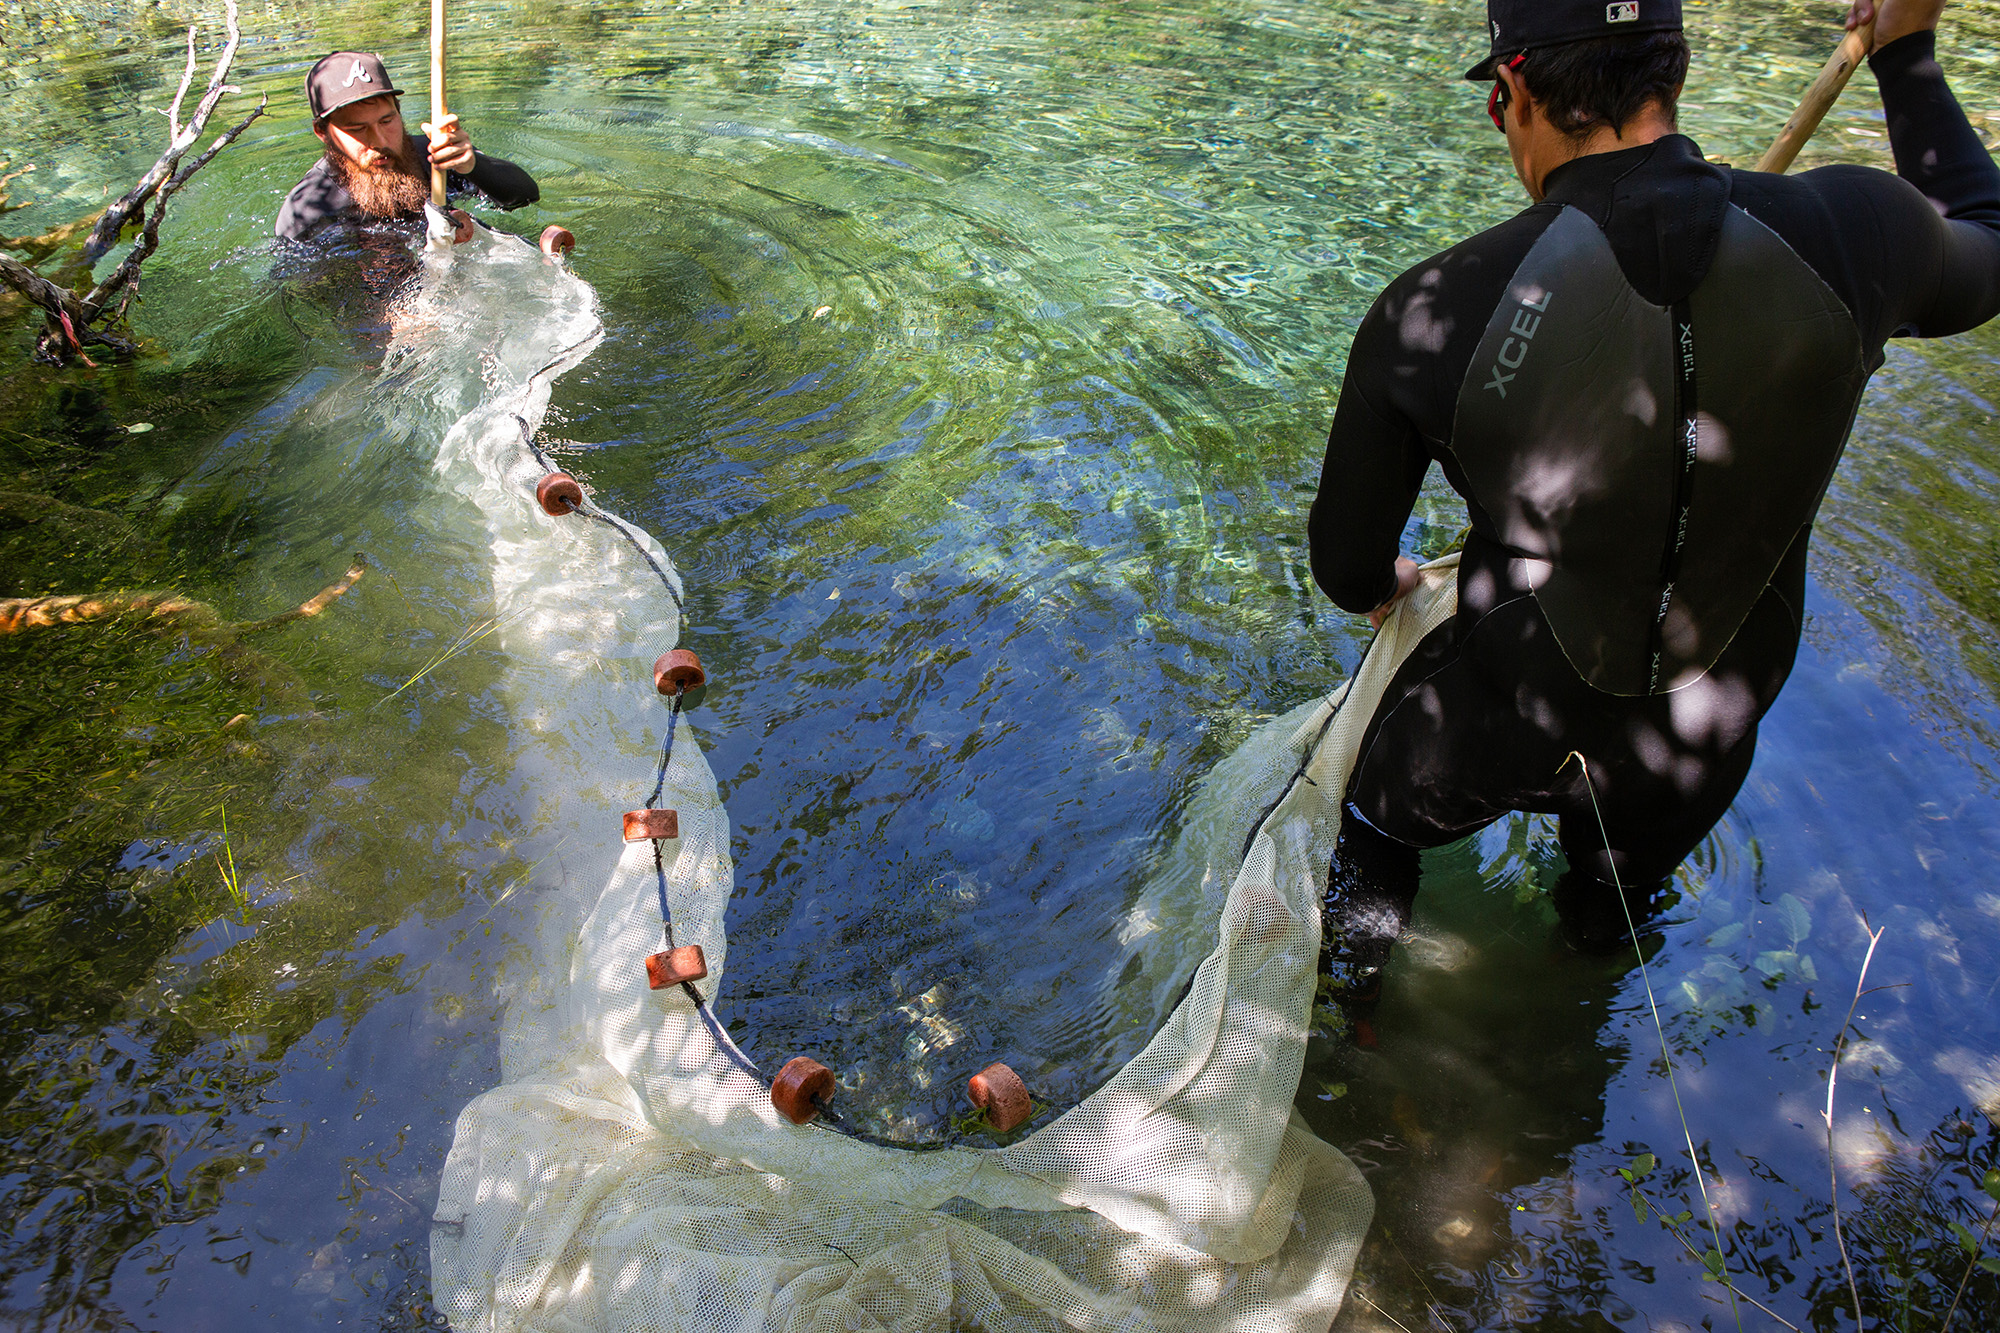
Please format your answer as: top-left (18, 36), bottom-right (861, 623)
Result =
top-left (536, 472), bottom-right (583, 516)
top-left (652, 648), bottom-right (706, 697)
top-left (771, 1056), bottom-right (835, 1125)
top-left (967, 1062), bottom-right (1032, 1132)
top-left (539, 225), bottom-right (576, 258)
top-left (450, 208), bottom-right (476, 244)
top-left (622, 809), bottom-right (679, 842)
top-left (644, 944), bottom-right (707, 990)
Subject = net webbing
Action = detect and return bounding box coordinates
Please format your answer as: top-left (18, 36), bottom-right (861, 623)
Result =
top-left (406, 205), bottom-right (1461, 1331)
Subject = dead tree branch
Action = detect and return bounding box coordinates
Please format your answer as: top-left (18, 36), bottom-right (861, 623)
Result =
top-left (80, 93), bottom-right (268, 321)
top-left (0, 1), bottom-right (261, 366)
top-left (82, 0), bottom-right (249, 263)
top-left (236, 556), bottom-right (367, 635)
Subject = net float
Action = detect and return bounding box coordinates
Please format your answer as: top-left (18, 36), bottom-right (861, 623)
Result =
top-left (450, 208), bottom-right (476, 244)
top-left (540, 225), bottom-right (576, 258)
top-left (644, 944), bottom-right (707, 990)
top-left (653, 648), bottom-right (706, 696)
top-left (967, 1062), bottom-right (1032, 1132)
top-left (536, 472), bottom-right (583, 516)
top-left (622, 809), bottom-right (679, 842)
top-left (771, 1056), bottom-right (835, 1125)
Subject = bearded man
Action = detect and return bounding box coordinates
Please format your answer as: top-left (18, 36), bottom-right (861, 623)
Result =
top-left (275, 51), bottom-right (538, 242)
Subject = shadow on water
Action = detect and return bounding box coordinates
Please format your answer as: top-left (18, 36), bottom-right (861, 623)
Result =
top-left (3, 0), bottom-right (2000, 1329)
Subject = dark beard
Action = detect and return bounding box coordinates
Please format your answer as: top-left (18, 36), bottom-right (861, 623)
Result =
top-left (327, 137), bottom-right (431, 220)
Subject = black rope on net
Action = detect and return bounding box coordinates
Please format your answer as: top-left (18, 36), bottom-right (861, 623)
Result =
top-left (649, 703), bottom-right (682, 951)
top-left (509, 409), bottom-right (686, 614)
top-left (636, 691), bottom-right (964, 1149)
top-left (580, 505), bottom-right (684, 612)
top-left (525, 330), bottom-right (604, 395)
top-left (504, 321), bottom-right (1012, 1152)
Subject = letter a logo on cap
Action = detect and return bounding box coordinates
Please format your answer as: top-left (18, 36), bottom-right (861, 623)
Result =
top-left (1607, 2), bottom-right (1640, 21)
top-left (343, 59), bottom-right (373, 88)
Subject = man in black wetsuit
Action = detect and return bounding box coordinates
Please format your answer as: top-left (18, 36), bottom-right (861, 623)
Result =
top-left (274, 51), bottom-right (538, 242)
top-left (1309, 0), bottom-right (2000, 1014)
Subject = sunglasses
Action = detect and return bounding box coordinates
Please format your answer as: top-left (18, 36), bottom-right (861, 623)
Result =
top-left (1486, 53), bottom-right (1528, 132)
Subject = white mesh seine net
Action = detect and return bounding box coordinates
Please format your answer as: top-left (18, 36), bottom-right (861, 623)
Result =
top-left (401, 207), bottom-right (1459, 1331)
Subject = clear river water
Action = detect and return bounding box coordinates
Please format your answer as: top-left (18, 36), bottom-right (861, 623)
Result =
top-left (3, 0), bottom-right (2000, 1329)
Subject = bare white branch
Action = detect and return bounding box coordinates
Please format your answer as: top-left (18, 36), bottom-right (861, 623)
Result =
top-left (167, 23), bottom-right (199, 141)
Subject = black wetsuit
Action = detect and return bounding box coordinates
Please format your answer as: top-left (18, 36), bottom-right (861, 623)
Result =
top-left (1308, 32), bottom-right (2000, 964)
top-left (274, 136), bottom-right (538, 242)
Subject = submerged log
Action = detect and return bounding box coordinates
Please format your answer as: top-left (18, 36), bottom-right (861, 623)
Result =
top-left (0, 556), bottom-right (366, 638)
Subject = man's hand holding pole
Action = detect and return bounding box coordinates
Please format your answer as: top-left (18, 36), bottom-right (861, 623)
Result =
top-left (1846, 1), bottom-right (1948, 51)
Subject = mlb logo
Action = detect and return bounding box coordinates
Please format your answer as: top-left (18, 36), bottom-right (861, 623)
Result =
top-left (1607, 2), bottom-right (1640, 21)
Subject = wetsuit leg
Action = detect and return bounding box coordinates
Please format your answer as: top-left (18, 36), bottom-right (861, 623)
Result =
top-left (1322, 810), bottom-right (1421, 1001)
top-left (1550, 718), bottom-right (1760, 949)
top-left (1334, 571), bottom-right (1797, 959)
top-left (1324, 611), bottom-right (1522, 999)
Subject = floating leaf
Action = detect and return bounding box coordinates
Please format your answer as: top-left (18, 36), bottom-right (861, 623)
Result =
top-left (1753, 949), bottom-right (1793, 980)
top-left (1704, 922), bottom-right (1746, 950)
top-left (1776, 892), bottom-right (1811, 946)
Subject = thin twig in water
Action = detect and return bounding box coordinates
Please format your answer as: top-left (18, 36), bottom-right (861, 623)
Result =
top-left (1562, 751), bottom-right (1746, 1333)
top-left (1350, 1288), bottom-right (1421, 1333)
top-left (373, 612), bottom-right (517, 711)
top-left (1377, 1226), bottom-right (1453, 1331)
top-left (1938, 1186), bottom-right (2000, 1333)
top-left (1824, 919), bottom-right (1884, 1331)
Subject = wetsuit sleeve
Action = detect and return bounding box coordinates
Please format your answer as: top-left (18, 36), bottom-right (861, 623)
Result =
top-left (1308, 300), bottom-right (1431, 615)
top-left (274, 161), bottom-right (348, 241)
top-left (1869, 28), bottom-right (2000, 336)
top-left (457, 151), bottom-right (540, 210)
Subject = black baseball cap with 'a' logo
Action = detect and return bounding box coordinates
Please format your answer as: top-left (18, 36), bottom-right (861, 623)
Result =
top-left (306, 51), bottom-right (407, 122)
top-left (1466, 0), bottom-right (1683, 80)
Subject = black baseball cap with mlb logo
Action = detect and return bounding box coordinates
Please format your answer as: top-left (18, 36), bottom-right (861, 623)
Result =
top-left (306, 51), bottom-right (408, 122)
top-left (1466, 0), bottom-right (1683, 80)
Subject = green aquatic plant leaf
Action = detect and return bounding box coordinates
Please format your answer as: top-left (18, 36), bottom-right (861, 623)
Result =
top-left (1984, 1167), bottom-right (2000, 1202)
top-left (1950, 1220), bottom-right (1980, 1255)
top-left (1632, 1191), bottom-right (1648, 1223)
top-left (1616, 1151), bottom-right (1656, 1183)
top-left (1754, 949), bottom-right (1796, 980)
top-left (1776, 892), bottom-right (1812, 947)
top-left (1704, 921), bottom-right (1746, 950)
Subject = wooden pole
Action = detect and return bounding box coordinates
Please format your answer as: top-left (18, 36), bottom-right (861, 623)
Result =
top-left (1755, 20), bottom-right (1874, 174)
top-left (429, 0), bottom-right (448, 207)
